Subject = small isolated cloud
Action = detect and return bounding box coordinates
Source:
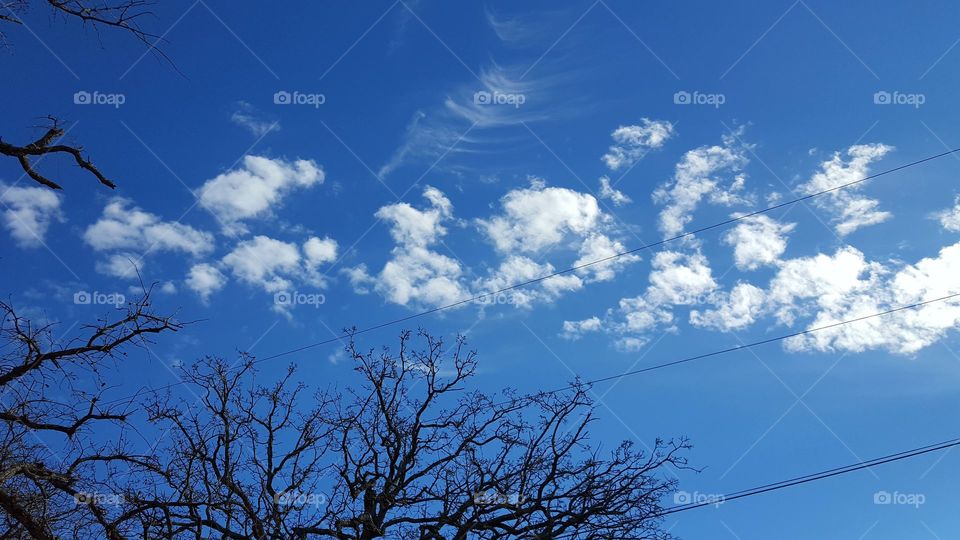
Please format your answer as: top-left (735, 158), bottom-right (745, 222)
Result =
top-left (197, 155), bottom-right (324, 234)
top-left (598, 176), bottom-right (631, 206)
top-left (799, 143), bottom-right (893, 236)
top-left (723, 215), bottom-right (796, 270)
top-left (186, 263), bottom-right (226, 301)
top-left (560, 316), bottom-right (602, 340)
top-left (0, 183), bottom-right (63, 248)
top-left (84, 199), bottom-right (214, 279)
top-left (936, 195), bottom-right (960, 232)
top-left (231, 101), bottom-right (280, 137)
top-left (602, 119), bottom-right (674, 171)
top-left (476, 255), bottom-right (583, 309)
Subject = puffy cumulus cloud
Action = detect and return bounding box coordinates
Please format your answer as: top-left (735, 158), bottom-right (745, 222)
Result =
top-left (766, 246), bottom-right (883, 326)
top-left (84, 199), bottom-right (214, 257)
top-left (477, 181), bottom-right (639, 305)
top-left (480, 181), bottom-right (603, 254)
top-left (560, 316), bottom-right (602, 340)
top-left (646, 250), bottom-right (718, 306)
top-left (303, 236), bottom-right (338, 266)
top-left (476, 255), bottom-right (583, 309)
top-left (936, 196), bottom-right (960, 232)
top-left (616, 295), bottom-right (674, 334)
top-left (598, 176), bottom-right (631, 206)
top-left (376, 186), bottom-right (452, 247)
top-left (800, 144), bottom-right (893, 236)
top-left (197, 155), bottom-right (323, 234)
top-left (185, 263), bottom-right (226, 301)
top-left (347, 188), bottom-right (470, 308)
top-left (0, 183), bottom-right (63, 248)
top-left (690, 282), bottom-right (766, 331)
top-left (784, 242), bottom-right (960, 354)
top-left (602, 119), bottom-right (674, 171)
top-left (723, 215), bottom-right (796, 270)
top-left (654, 132), bottom-right (750, 238)
top-left (221, 235), bottom-right (302, 293)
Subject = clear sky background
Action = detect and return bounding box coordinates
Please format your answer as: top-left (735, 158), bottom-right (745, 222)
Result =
top-left (3, 1), bottom-right (960, 537)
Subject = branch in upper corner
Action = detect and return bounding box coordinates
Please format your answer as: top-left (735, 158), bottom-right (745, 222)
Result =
top-left (0, 118), bottom-right (115, 190)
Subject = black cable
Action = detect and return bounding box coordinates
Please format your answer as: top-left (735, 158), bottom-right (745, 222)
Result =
top-left (657, 436), bottom-right (960, 516)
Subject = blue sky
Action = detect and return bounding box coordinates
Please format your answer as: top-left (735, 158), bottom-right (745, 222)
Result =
top-left (3, 1), bottom-right (960, 537)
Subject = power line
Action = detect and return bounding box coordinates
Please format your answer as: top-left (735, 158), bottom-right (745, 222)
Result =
top-left (507, 292), bottom-right (960, 405)
top-left (657, 435), bottom-right (960, 516)
top-left (256, 146), bottom-right (960, 363)
top-left (103, 292), bottom-right (960, 407)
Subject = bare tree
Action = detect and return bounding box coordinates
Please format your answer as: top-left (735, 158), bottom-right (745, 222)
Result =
top-left (2, 0), bottom-right (162, 190)
top-left (120, 330), bottom-right (689, 539)
top-left (0, 290), bottom-right (182, 539)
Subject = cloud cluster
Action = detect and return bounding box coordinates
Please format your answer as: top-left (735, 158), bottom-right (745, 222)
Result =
top-left (187, 234), bottom-right (338, 305)
top-left (84, 198), bottom-right (214, 278)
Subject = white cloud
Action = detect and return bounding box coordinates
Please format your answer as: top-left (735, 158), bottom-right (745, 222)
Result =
top-left (690, 282), bottom-right (766, 331)
top-left (799, 144), bottom-right (893, 236)
top-left (477, 255), bottom-right (582, 309)
top-left (646, 250), bottom-right (718, 305)
top-left (84, 198), bottom-right (214, 256)
top-left (348, 188), bottom-right (470, 308)
top-left (560, 316), bottom-right (602, 340)
top-left (186, 263), bottom-right (226, 301)
top-left (602, 119), bottom-right (674, 171)
top-left (231, 101), bottom-right (279, 137)
top-left (598, 176), bottom-right (631, 206)
top-left (480, 181), bottom-right (603, 254)
top-left (573, 233), bottom-right (639, 282)
top-left (221, 235), bottom-right (303, 293)
top-left (783, 242), bottom-right (960, 354)
top-left (197, 155), bottom-right (323, 234)
top-left (654, 132), bottom-right (749, 238)
top-left (936, 196), bottom-right (960, 232)
top-left (723, 215), bottom-right (796, 270)
top-left (95, 252), bottom-right (142, 279)
top-left (0, 183), bottom-right (63, 248)
top-left (303, 236), bottom-right (338, 266)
